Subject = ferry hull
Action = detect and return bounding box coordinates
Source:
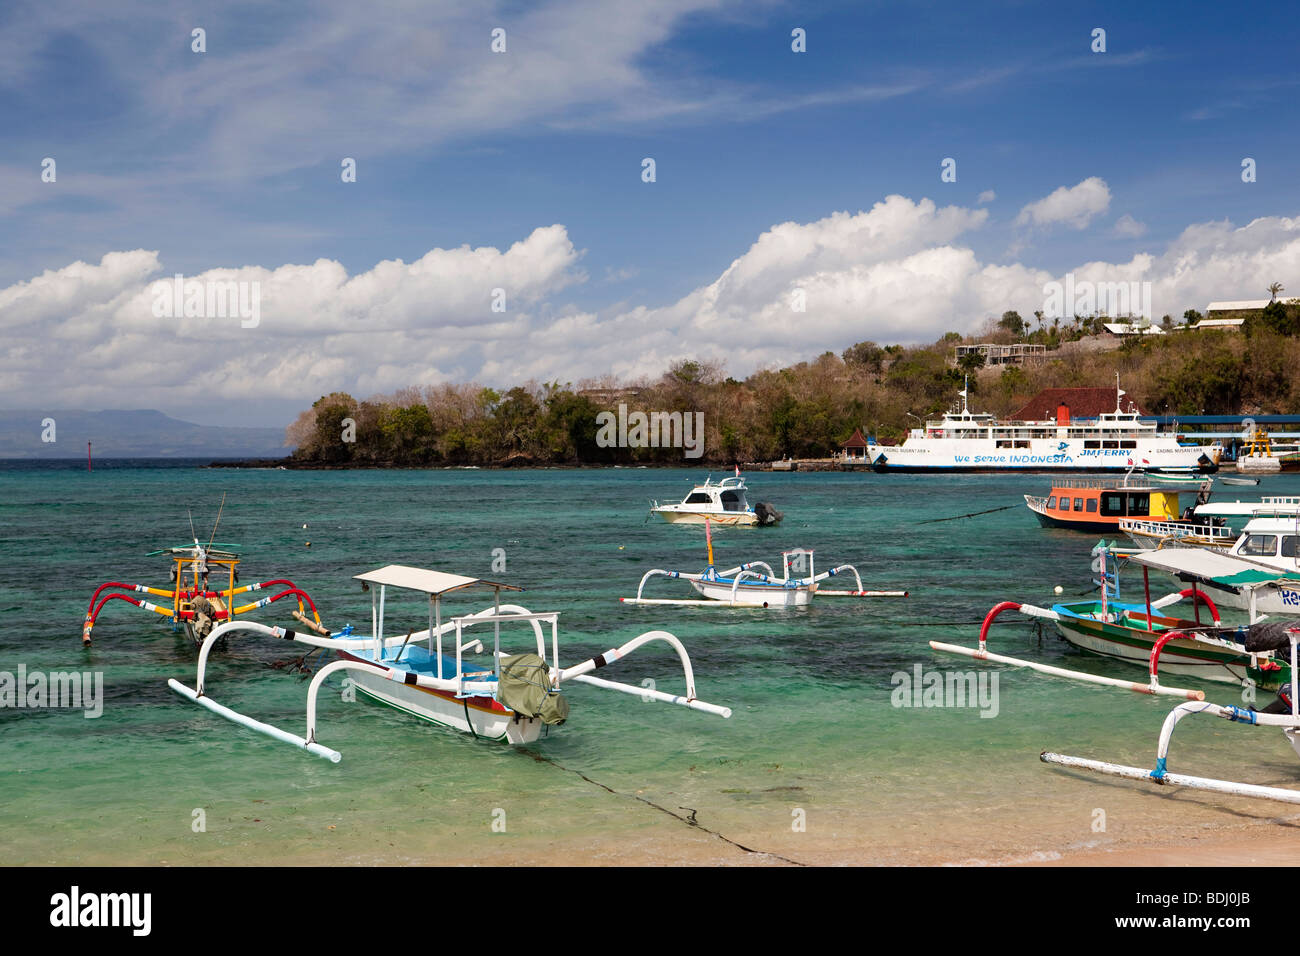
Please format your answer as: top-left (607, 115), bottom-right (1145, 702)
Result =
top-left (871, 444), bottom-right (1219, 474)
top-left (340, 650), bottom-right (543, 744)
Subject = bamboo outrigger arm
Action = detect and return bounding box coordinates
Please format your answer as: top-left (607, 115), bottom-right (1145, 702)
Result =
top-left (930, 598), bottom-right (1207, 701)
top-left (171, 615), bottom-right (730, 762)
top-left (81, 577), bottom-right (326, 645)
top-left (1043, 630), bottom-right (1300, 804)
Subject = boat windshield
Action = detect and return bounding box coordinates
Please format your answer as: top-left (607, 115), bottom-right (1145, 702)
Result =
top-left (684, 492), bottom-right (711, 504)
top-left (1239, 534), bottom-right (1278, 557)
top-left (719, 490), bottom-right (743, 512)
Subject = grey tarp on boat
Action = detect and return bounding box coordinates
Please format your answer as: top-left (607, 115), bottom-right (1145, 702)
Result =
top-left (1244, 620), bottom-right (1300, 653)
top-left (497, 653), bottom-right (569, 725)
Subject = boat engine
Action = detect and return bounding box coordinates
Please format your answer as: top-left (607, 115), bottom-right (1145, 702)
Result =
top-left (754, 501), bottom-right (784, 526)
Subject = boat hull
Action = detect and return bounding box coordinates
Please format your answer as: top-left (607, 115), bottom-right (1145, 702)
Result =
top-left (1051, 610), bottom-right (1286, 689)
top-left (655, 509), bottom-right (763, 526)
top-left (689, 579), bottom-right (812, 606)
top-left (339, 650), bottom-right (543, 744)
top-left (871, 440), bottom-right (1219, 473)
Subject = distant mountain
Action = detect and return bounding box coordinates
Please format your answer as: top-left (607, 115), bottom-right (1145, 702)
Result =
top-left (0, 409), bottom-right (289, 458)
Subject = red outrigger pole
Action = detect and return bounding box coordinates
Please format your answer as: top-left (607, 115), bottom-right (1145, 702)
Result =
top-left (82, 543), bottom-right (328, 646)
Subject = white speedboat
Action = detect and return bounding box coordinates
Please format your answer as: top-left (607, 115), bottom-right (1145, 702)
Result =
top-left (650, 475), bottom-right (782, 526)
top-left (867, 384), bottom-right (1220, 473)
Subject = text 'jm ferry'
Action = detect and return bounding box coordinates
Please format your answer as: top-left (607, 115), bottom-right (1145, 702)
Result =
top-left (868, 384), bottom-right (1221, 474)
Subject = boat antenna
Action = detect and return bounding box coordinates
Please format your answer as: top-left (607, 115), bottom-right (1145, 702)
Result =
top-left (188, 508), bottom-right (197, 543)
top-left (208, 492), bottom-right (226, 548)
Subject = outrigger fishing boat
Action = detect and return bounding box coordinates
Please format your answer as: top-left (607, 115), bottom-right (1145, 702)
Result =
top-left (931, 543), bottom-right (1293, 697)
top-left (82, 539), bottom-right (326, 645)
top-left (1042, 627), bottom-right (1300, 805)
top-left (169, 565), bottom-right (730, 760)
top-left (650, 473), bottom-right (782, 526)
top-left (622, 520), bottom-right (906, 607)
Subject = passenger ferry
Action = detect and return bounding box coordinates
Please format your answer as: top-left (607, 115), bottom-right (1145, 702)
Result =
top-left (867, 385), bottom-right (1220, 474)
top-left (1025, 476), bottom-right (1213, 533)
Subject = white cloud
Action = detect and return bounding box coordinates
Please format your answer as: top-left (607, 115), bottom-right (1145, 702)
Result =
top-left (1114, 214), bottom-right (1148, 238)
top-left (5, 205), bottom-right (1300, 422)
top-left (1015, 177), bottom-right (1111, 230)
top-left (977, 190), bottom-right (996, 204)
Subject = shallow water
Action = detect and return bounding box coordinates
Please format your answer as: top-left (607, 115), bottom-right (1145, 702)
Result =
top-left (4, 462), bottom-right (1300, 865)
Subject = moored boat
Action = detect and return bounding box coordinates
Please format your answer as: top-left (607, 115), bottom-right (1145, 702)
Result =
top-left (623, 522), bottom-right (905, 607)
top-left (170, 565), bottom-right (731, 759)
top-left (867, 381), bottom-right (1221, 474)
top-left (1024, 474), bottom-right (1212, 533)
top-left (650, 473), bottom-right (782, 526)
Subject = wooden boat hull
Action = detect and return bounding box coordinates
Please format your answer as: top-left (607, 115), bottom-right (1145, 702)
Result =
top-left (1051, 607), bottom-right (1287, 689)
top-left (339, 650), bottom-right (543, 744)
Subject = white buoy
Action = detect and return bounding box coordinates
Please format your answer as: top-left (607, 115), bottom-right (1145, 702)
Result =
top-left (1054, 585), bottom-right (1063, 595)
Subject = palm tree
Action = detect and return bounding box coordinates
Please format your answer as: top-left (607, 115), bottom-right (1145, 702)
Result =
top-left (1268, 282), bottom-right (1284, 301)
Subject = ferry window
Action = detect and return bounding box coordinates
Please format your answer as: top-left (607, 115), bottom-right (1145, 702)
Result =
top-left (1073, 498), bottom-right (1084, 511)
top-left (1061, 498), bottom-right (1071, 511)
top-left (1086, 499), bottom-right (1098, 513)
top-left (685, 493), bottom-right (710, 504)
top-left (1239, 535), bottom-right (1278, 557)
top-left (719, 491), bottom-right (742, 511)
top-left (1283, 536), bottom-right (1299, 558)
top-left (1084, 441), bottom-right (1100, 449)
top-left (1127, 493), bottom-right (1149, 515)
top-left (1047, 496), bottom-right (1057, 509)
top-left (1015, 440), bottom-right (1030, 449)
top-left (1100, 494), bottom-right (1124, 515)
top-left (1120, 440), bottom-right (1137, 449)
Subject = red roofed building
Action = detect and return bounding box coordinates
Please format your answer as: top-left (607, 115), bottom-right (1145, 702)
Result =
top-left (1011, 387), bottom-right (1143, 422)
top-left (839, 427), bottom-right (870, 460)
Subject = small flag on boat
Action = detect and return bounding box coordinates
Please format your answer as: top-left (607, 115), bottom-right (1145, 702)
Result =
top-left (735, 464), bottom-right (740, 477)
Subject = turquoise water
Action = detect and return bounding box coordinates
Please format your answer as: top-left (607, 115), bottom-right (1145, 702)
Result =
top-left (4, 462), bottom-right (1300, 866)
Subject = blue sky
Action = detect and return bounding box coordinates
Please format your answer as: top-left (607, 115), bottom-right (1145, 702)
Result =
top-left (2, 0), bottom-right (1298, 426)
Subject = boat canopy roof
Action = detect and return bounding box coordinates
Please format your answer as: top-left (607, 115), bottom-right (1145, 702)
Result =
top-left (1128, 549), bottom-right (1300, 587)
top-left (353, 565), bottom-right (522, 596)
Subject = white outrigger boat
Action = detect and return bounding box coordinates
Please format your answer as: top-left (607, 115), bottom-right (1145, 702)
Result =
top-left (1043, 627), bottom-right (1300, 805)
top-left (169, 565), bottom-right (730, 761)
top-left (650, 474), bottom-right (782, 526)
top-left (622, 522), bottom-right (906, 607)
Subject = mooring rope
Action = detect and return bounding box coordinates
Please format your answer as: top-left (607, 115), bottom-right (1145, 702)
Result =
top-left (526, 751), bottom-right (807, 866)
top-left (917, 504), bottom-right (1016, 525)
